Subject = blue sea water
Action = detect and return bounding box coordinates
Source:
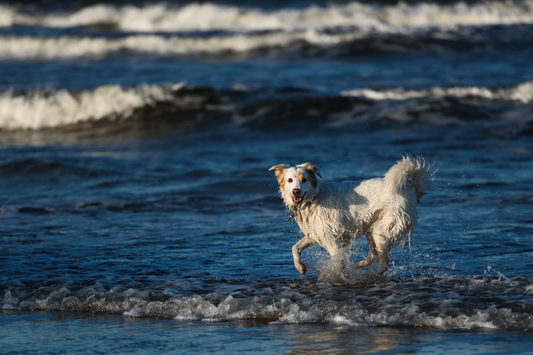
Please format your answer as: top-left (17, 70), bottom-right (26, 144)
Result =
top-left (1, 0), bottom-right (533, 353)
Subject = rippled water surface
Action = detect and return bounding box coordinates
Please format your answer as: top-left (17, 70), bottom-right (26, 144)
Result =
top-left (1, 0), bottom-right (533, 353)
top-left (3, 312), bottom-right (533, 354)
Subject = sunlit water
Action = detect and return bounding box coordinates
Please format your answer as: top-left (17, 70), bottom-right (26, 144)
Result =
top-left (1, 0), bottom-right (533, 353)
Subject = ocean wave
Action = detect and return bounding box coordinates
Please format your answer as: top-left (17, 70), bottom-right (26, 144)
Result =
top-left (342, 81), bottom-right (533, 104)
top-left (0, 83), bottom-right (187, 130)
top-left (1, 1), bottom-right (533, 33)
top-left (1, 80), bottom-right (533, 131)
top-left (0, 31), bottom-right (370, 60)
top-left (2, 23), bottom-right (532, 61)
top-left (2, 275), bottom-right (533, 330)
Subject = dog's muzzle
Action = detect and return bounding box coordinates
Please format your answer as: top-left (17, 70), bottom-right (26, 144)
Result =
top-left (291, 189), bottom-right (306, 204)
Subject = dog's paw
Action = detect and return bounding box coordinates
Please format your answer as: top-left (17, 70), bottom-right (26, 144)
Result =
top-left (295, 263), bottom-right (307, 276)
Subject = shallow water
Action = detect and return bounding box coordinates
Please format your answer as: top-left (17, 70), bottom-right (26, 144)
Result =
top-left (2, 311), bottom-right (533, 354)
top-left (1, 0), bottom-right (533, 353)
top-left (1, 126), bottom-right (532, 332)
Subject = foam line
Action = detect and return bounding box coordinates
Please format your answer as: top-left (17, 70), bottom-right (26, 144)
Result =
top-left (1, 81), bottom-right (532, 130)
top-left (0, 32), bottom-right (363, 60)
top-left (0, 83), bottom-right (181, 130)
top-left (1, 1), bottom-right (533, 32)
top-left (342, 81), bottom-right (533, 104)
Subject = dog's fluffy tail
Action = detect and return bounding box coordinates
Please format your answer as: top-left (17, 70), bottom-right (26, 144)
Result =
top-left (383, 155), bottom-right (435, 201)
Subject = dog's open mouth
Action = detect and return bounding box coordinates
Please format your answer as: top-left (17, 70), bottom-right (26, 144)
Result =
top-left (291, 192), bottom-right (306, 204)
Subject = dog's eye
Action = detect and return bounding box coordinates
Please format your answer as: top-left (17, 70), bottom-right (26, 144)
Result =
top-left (302, 178), bottom-right (308, 183)
top-left (288, 178), bottom-right (293, 183)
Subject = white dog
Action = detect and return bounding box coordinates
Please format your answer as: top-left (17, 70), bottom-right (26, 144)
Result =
top-left (270, 156), bottom-right (434, 276)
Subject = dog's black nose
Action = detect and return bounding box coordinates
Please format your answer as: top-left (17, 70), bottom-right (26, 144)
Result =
top-left (292, 189), bottom-right (300, 196)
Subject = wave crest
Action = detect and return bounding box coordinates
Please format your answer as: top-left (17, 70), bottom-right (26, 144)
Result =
top-left (342, 81), bottom-right (533, 104)
top-left (2, 1), bottom-right (533, 33)
top-left (0, 31), bottom-right (359, 60)
top-left (0, 83), bottom-right (183, 130)
top-left (3, 275), bottom-right (533, 330)
top-left (1, 80), bottom-right (533, 131)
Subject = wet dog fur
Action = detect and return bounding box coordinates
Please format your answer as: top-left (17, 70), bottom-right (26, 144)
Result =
top-left (270, 156), bottom-right (435, 277)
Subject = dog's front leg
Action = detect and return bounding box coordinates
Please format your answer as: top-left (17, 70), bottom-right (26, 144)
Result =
top-left (292, 235), bottom-right (314, 276)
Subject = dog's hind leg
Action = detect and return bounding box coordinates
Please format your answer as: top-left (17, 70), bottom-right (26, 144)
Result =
top-left (354, 233), bottom-right (379, 269)
top-left (376, 248), bottom-right (390, 275)
top-left (365, 210), bottom-right (401, 275)
top-left (292, 235), bottom-right (314, 276)
top-left (354, 211), bottom-right (382, 270)
top-left (372, 233), bottom-right (394, 275)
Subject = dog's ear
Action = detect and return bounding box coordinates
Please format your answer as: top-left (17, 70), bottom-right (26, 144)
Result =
top-left (269, 164), bottom-right (287, 186)
top-left (299, 162), bottom-right (322, 188)
top-left (299, 163), bottom-right (322, 178)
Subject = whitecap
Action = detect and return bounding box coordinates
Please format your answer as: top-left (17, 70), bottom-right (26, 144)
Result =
top-left (2, 1), bottom-right (533, 33)
top-left (341, 81), bottom-right (533, 104)
top-left (0, 83), bottom-right (180, 130)
top-left (0, 31), bottom-right (364, 60)
top-left (5, 282), bottom-right (533, 330)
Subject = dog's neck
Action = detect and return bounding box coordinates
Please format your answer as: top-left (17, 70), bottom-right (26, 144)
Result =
top-left (285, 186), bottom-right (321, 224)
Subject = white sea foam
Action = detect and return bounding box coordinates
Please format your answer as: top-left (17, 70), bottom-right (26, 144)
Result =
top-left (3, 278), bottom-right (533, 330)
top-left (0, 31), bottom-right (364, 60)
top-left (1, 79), bottom-right (532, 131)
top-left (2, 1), bottom-right (533, 61)
top-left (0, 83), bottom-right (181, 130)
top-left (1, 1), bottom-right (533, 33)
top-left (342, 81), bottom-right (533, 104)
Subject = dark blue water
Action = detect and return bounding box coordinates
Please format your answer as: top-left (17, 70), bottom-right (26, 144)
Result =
top-left (1, 0), bottom-right (533, 353)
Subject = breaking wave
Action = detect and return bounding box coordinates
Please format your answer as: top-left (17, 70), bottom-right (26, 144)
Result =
top-left (1, 80), bottom-right (533, 131)
top-left (2, 25), bottom-right (531, 60)
top-left (2, 1), bottom-right (533, 61)
top-left (1, 1), bottom-right (533, 33)
top-left (0, 83), bottom-right (187, 130)
top-left (2, 275), bottom-right (533, 330)
top-left (342, 80), bottom-right (533, 104)
top-left (0, 31), bottom-right (369, 60)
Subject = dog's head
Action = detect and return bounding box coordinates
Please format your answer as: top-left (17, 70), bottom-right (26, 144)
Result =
top-left (269, 163), bottom-right (322, 207)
